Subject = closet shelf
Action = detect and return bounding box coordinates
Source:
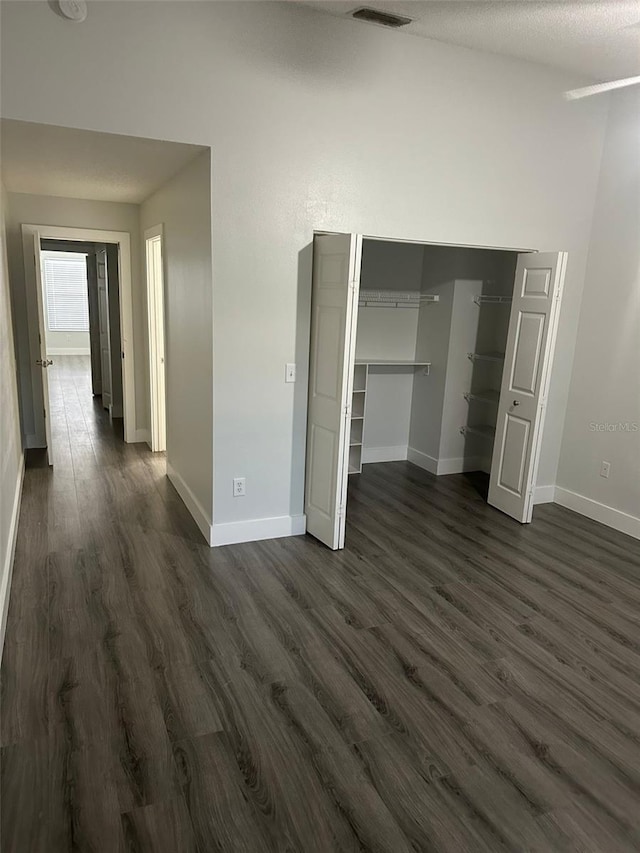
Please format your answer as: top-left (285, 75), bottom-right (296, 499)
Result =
top-left (348, 465), bottom-right (360, 475)
top-left (358, 290), bottom-right (440, 309)
top-left (355, 359), bottom-right (431, 375)
top-left (463, 389), bottom-right (500, 405)
top-left (467, 352), bottom-right (505, 363)
top-left (350, 414), bottom-right (364, 421)
top-left (349, 441), bottom-right (363, 448)
top-left (460, 424), bottom-right (496, 440)
top-left (474, 295), bottom-right (512, 306)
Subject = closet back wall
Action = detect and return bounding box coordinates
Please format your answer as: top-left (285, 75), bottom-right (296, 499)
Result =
top-left (357, 240), bottom-right (422, 463)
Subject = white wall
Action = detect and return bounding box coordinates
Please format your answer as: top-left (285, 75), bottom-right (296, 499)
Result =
top-left (5, 192), bottom-right (146, 444)
top-left (357, 309), bottom-right (419, 460)
top-left (0, 182), bottom-right (24, 652)
top-left (557, 89), bottom-right (640, 537)
top-left (140, 151), bottom-right (214, 542)
top-left (408, 280), bottom-right (455, 465)
top-left (357, 240), bottom-right (421, 460)
top-left (45, 330), bottom-right (90, 355)
top-left (0, 1), bottom-right (609, 538)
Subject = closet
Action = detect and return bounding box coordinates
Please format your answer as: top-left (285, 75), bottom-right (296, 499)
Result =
top-left (350, 240), bottom-right (518, 479)
top-left (305, 232), bottom-right (567, 550)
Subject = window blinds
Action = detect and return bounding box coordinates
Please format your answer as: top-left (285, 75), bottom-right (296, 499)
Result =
top-left (42, 252), bottom-right (90, 332)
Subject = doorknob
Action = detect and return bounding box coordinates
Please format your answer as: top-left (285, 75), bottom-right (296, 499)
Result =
top-left (513, 400), bottom-right (520, 406)
top-left (36, 359), bottom-right (54, 368)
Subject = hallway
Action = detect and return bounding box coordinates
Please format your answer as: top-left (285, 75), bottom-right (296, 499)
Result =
top-left (2, 358), bottom-right (640, 851)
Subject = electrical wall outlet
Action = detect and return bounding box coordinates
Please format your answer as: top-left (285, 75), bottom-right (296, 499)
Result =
top-left (285, 363), bottom-right (296, 383)
top-left (600, 461), bottom-right (610, 479)
top-left (233, 477), bottom-right (246, 496)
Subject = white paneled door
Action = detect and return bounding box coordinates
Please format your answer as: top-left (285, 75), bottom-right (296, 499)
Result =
top-left (305, 233), bottom-right (362, 550)
top-left (32, 231), bottom-right (53, 464)
top-left (489, 251), bottom-right (568, 522)
top-left (97, 248), bottom-right (112, 412)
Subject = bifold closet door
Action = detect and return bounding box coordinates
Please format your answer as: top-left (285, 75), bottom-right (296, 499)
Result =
top-left (489, 251), bottom-right (568, 523)
top-left (305, 233), bottom-right (362, 550)
top-left (30, 230), bottom-right (53, 464)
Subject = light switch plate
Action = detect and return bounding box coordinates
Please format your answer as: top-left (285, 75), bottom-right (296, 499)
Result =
top-left (285, 363), bottom-right (296, 383)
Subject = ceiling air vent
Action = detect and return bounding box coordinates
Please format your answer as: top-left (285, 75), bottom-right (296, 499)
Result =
top-left (351, 7), bottom-right (412, 28)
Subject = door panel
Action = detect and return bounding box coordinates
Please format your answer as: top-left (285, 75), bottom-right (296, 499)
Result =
top-left (145, 231), bottom-right (166, 452)
top-left (510, 312), bottom-right (545, 395)
top-left (86, 253), bottom-right (102, 395)
top-left (96, 248), bottom-right (112, 411)
top-left (32, 232), bottom-right (53, 464)
top-left (497, 414), bottom-right (529, 494)
top-left (488, 251), bottom-right (567, 523)
top-left (305, 233), bottom-right (362, 550)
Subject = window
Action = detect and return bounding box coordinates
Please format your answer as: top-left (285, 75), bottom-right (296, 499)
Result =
top-left (42, 251), bottom-right (90, 332)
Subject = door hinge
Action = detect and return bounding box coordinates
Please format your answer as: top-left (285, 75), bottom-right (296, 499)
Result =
top-left (344, 403), bottom-right (351, 417)
top-left (43, 408), bottom-right (46, 419)
top-left (337, 504), bottom-right (345, 518)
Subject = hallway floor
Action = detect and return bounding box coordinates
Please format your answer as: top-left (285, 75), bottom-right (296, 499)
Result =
top-left (2, 357), bottom-right (640, 851)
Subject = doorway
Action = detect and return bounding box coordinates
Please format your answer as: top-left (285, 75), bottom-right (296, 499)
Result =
top-left (304, 233), bottom-right (567, 550)
top-left (21, 224), bottom-right (135, 463)
top-left (32, 236), bottom-right (126, 463)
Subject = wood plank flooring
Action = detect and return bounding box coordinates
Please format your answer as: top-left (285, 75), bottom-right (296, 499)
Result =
top-left (2, 355), bottom-right (640, 851)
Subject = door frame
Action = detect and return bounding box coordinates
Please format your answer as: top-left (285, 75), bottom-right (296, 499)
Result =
top-left (21, 224), bottom-right (136, 445)
top-left (145, 224), bottom-right (167, 452)
top-left (304, 229), bottom-right (556, 547)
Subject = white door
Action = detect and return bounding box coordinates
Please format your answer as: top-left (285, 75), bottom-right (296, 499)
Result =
top-left (488, 251), bottom-right (568, 522)
top-left (305, 233), bottom-right (362, 550)
top-left (145, 227), bottom-right (166, 452)
top-left (32, 232), bottom-right (53, 464)
top-left (97, 248), bottom-right (112, 411)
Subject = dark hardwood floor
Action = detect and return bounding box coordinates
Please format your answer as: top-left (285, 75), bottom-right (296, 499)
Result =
top-left (3, 356), bottom-right (640, 851)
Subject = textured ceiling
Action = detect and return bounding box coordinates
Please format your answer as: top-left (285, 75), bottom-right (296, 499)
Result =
top-left (0, 120), bottom-right (207, 204)
top-left (300, 1), bottom-right (640, 80)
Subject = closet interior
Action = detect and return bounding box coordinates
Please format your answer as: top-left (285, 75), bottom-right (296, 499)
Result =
top-left (350, 239), bottom-right (519, 482)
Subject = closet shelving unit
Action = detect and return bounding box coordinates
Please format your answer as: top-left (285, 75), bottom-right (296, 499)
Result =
top-left (467, 351), bottom-right (505, 363)
top-left (460, 424), bottom-right (496, 439)
top-left (349, 359), bottom-right (432, 474)
top-left (473, 295), bottom-right (512, 306)
top-left (463, 389), bottom-right (500, 405)
top-left (461, 291), bottom-right (510, 446)
top-left (349, 288), bottom-right (437, 475)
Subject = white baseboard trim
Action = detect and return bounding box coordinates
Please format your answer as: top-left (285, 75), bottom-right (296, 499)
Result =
top-left (362, 445), bottom-right (408, 464)
top-left (406, 447), bottom-right (487, 476)
top-left (211, 514), bottom-right (307, 547)
top-left (437, 455), bottom-right (488, 475)
top-left (166, 462), bottom-right (213, 546)
top-left (1, 453), bottom-right (25, 656)
top-left (132, 428), bottom-right (151, 444)
top-left (406, 447), bottom-right (438, 474)
top-left (47, 347), bottom-right (91, 355)
top-left (554, 486), bottom-right (640, 540)
top-left (534, 485), bottom-right (556, 505)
